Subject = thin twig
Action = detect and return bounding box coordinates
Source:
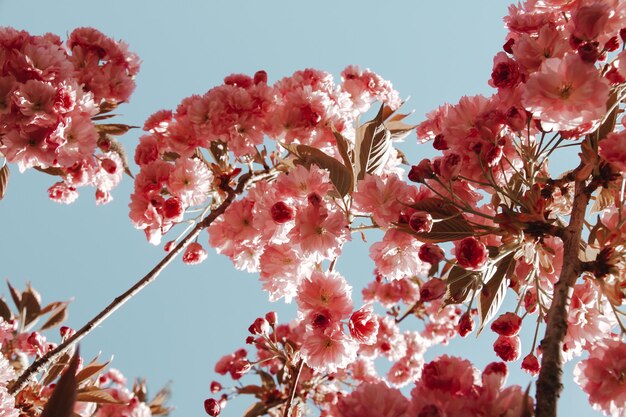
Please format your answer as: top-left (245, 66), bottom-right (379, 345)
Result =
top-left (283, 359), bottom-right (304, 417)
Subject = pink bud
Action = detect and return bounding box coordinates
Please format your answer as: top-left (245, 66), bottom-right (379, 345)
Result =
top-left (521, 353), bottom-right (540, 376)
top-left (420, 278), bottom-right (446, 301)
top-left (183, 242), bottom-right (208, 265)
top-left (248, 317), bottom-right (270, 335)
top-left (210, 381), bottom-right (222, 393)
top-left (163, 197), bottom-right (184, 220)
top-left (265, 311), bottom-right (277, 326)
top-left (438, 152), bottom-right (462, 180)
top-left (454, 237), bottom-right (489, 270)
top-left (409, 212), bottom-right (433, 233)
top-left (458, 313), bottom-right (474, 337)
top-left (254, 70), bottom-right (268, 84)
top-left (491, 312), bottom-right (522, 336)
top-left (60, 326), bottom-right (75, 339)
top-left (493, 335), bottom-right (521, 362)
top-left (100, 158), bottom-right (118, 174)
top-left (418, 243), bottom-right (445, 264)
top-left (164, 240), bottom-right (175, 252)
top-left (270, 201), bottom-right (294, 223)
top-left (348, 305), bottom-right (379, 344)
top-left (433, 134), bottom-right (448, 150)
top-left (230, 360), bottom-right (251, 380)
top-left (204, 398), bottom-right (221, 416)
top-left (408, 159), bottom-right (434, 183)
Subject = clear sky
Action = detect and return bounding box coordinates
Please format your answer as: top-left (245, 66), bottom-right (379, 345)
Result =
top-left (0, 1), bottom-right (602, 416)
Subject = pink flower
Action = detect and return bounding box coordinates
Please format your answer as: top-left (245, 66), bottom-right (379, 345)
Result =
top-left (290, 203), bottom-right (350, 262)
top-left (523, 53), bottom-right (610, 132)
top-left (336, 382), bottom-right (409, 417)
top-left (370, 229), bottom-right (428, 281)
top-left (259, 243), bottom-right (310, 302)
top-left (48, 182), bottom-right (79, 204)
top-left (408, 212), bottom-right (433, 233)
top-left (491, 313), bottom-right (523, 337)
top-left (301, 327), bottom-right (358, 374)
top-left (454, 237), bottom-right (489, 270)
top-left (419, 278), bottom-right (446, 302)
top-left (297, 271), bottom-right (353, 321)
top-left (168, 157), bottom-right (213, 206)
top-left (421, 355), bottom-right (476, 394)
top-left (493, 335), bottom-right (521, 362)
top-left (490, 52), bottom-right (522, 89)
top-left (353, 174), bottom-right (417, 228)
top-left (521, 354), bottom-right (540, 376)
top-left (182, 242), bottom-right (208, 265)
top-left (574, 339), bottom-right (626, 417)
top-left (600, 130), bottom-right (626, 172)
top-left (349, 304), bottom-right (379, 344)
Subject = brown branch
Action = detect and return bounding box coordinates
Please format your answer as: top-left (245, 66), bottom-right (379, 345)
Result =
top-left (535, 177), bottom-right (590, 417)
top-left (9, 191), bottom-right (237, 394)
top-left (283, 359), bottom-right (304, 417)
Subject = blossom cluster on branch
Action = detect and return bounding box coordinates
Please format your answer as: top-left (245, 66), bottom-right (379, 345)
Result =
top-left (3, 0), bottom-right (626, 417)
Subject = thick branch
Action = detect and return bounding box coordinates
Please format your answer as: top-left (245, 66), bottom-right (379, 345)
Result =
top-left (535, 178), bottom-right (590, 417)
top-left (9, 192), bottom-right (236, 394)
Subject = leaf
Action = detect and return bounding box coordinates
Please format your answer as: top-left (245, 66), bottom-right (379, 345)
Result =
top-left (95, 124), bottom-right (138, 136)
top-left (0, 164), bottom-right (8, 201)
top-left (21, 286), bottom-right (41, 328)
top-left (42, 353), bottom-right (71, 386)
top-left (237, 385), bottom-right (263, 395)
top-left (409, 198), bottom-right (461, 219)
top-left (40, 347), bottom-right (80, 417)
top-left (282, 143), bottom-right (352, 197)
top-left (6, 281), bottom-right (21, 310)
top-left (40, 305), bottom-right (68, 331)
top-left (91, 114), bottom-right (119, 121)
top-left (355, 118), bottom-right (392, 181)
top-left (257, 370), bottom-right (276, 389)
top-left (591, 186), bottom-right (614, 213)
top-left (410, 217), bottom-right (475, 243)
top-left (34, 166), bottom-right (65, 177)
top-left (75, 358), bottom-right (110, 383)
top-left (477, 253), bottom-right (516, 335)
top-left (384, 119), bottom-right (417, 141)
top-left (107, 137), bottom-right (134, 178)
top-left (332, 128), bottom-right (355, 193)
top-left (243, 401), bottom-right (269, 417)
top-left (598, 91), bottom-right (619, 141)
top-left (0, 299), bottom-right (11, 321)
top-left (521, 384), bottom-right (533, 417)
top-left (76, 387), bottom-right (126, 404)
top-left (97, 101), bottom-right (118, 115)
top-left (443, 266), bottom-right (481, 305)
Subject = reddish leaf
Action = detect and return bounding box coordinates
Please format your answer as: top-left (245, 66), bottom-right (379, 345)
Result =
top-left (477, 253), bottom-right (516, 335)
top-left (34, 166), bottom-right (65, 176)
top-left (6, 281), bottom-right (21, 312)
top-left (443, 266), bottom-right (481, 305)
top-left (41, 348), bottom-right (80, 417)
top-left (76, 387), bottom-right (126, 404)
top-left (40, 305), bottom-right (69, 331)
top-left (75, 358), bottom-right (110, 383)
top-left (42, 352), bottom-right (71, 387)
top-left (0, 298), bottom-right (11, 321)
top-left (95, 123), bottom-right (138, 136)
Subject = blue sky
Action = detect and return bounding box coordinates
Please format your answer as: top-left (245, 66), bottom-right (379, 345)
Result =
top-left (0, 1), bottom-right (602, 416)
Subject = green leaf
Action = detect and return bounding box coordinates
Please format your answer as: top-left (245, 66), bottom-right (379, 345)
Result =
top-left (477, 253), bottom-right (516, 335)
top-left (41, 348), bottom-right (80, 417)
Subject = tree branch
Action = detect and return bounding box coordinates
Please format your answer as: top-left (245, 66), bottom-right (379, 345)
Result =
top-left (9, 191), bottom-right (236, 394)
top-left (535, 177), bottom-right (590, 417)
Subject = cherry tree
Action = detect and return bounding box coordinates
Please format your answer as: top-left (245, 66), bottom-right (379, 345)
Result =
top-left (2, 1), bottom-right (626, 417)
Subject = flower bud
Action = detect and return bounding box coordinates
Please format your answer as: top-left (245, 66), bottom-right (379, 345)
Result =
top-left (100, 158), bottom-right (118, 174)
top-left (182, 242), bottom-right (208, 265)
top-left (210, 381), bottom-right (222, 393)
top-left (408, 159), bottom-right (434, 183)
top-left (454, 237), bottom-right (488, 270)
top-left (265, 311), bottom-right (277, 326)
top-left (490, 312), bottom-right (522, 336)
top-left (521, 353), bottom-right (540, 376)
top-left (163, 197), bottom-right (184, 221)
top-left (248, 317), bottom-right (270, 335)
top-left (458, 313), bottom-right (474, 337)
top-left (418, 243), bottom-right (445, 264)
top-left (204, 398), bottom-right (221, 416)
top-left (409, 212), bottom-right (433, 233)
top-left (420, 278), bottom-right (446, 302)
top-left (493, 335), bottom-right (521, 362)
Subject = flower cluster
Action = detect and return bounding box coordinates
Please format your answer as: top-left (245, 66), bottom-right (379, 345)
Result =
top-left (0, 283), bottom-right (169, 417)
top-left (0, 27), bottom-right (139, 203)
